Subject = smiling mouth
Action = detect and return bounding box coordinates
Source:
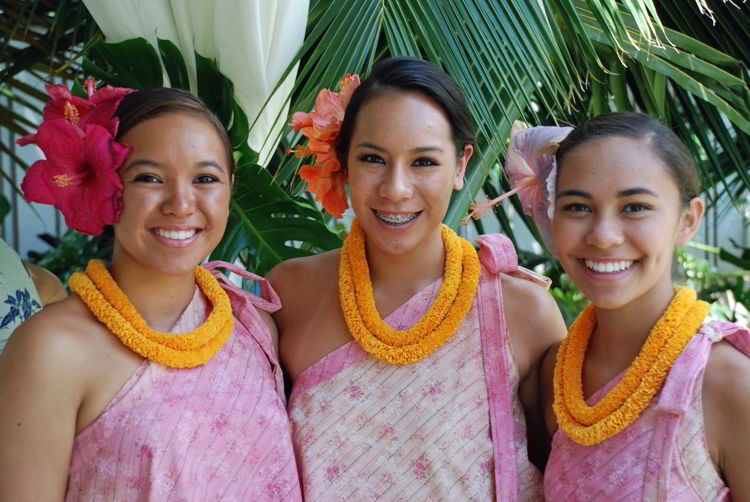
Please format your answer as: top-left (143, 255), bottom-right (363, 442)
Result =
top-left (152, 228), bottom-right (199, 241)
top-left (373, 209), bottom-right (422, 226)
top-left (583, 259), bottom-right (637, 274)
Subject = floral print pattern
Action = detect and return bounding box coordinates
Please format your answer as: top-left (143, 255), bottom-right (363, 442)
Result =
top-left (545, 321), bottom-right (750, 502)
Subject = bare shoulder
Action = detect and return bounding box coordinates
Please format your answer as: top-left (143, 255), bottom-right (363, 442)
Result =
top-left (703, 339), bottom-right (750, 425)
top-left (267, 249), bottom-right (340, 312)
top-left (500, 273), bottom-right (567, 377)
top-left (3, 295), bottom-right (112, 374)
top-left (704, 339), bottom-right (750, 408)
top-left (702, 339), bottom-right (750, 495)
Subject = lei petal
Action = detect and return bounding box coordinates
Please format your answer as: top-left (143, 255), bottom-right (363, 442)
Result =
top-left (553, 286), bottom-right (710, 445)
top-left (69, 260), bottom-right (234, 367)
top-left (339, 219), bottom-right (480, 364)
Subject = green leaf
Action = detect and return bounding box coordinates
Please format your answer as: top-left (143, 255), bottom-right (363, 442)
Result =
top-left (157, 38), bottom-right (190, 91)
top-left (0, 194), bottom-right (10, 224)
top-left (195, 51), bottom-right (233, 127)
top-left (228, 100), bottom-right (250, 150)
top-left (211, 155), bottom-right (342, 276)
top-left (90, 37), bottom-right (163, 89)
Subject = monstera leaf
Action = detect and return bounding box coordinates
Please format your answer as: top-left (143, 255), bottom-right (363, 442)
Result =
top-left (211, 150), bottom-right (342, 275)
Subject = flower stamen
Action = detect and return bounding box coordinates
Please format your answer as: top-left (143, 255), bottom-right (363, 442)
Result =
top-left (63, 101), bottom-right (80, 124)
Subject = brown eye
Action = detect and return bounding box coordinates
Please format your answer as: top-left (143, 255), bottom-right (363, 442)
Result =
top-left (562, 203), bottom-right (590, 213)
top-left (413, 157), bottom-right (438, 167)
top-left (358, 153), bottom-right (385, 164)
top-left (194, 175), bottom-right (218, 184)
top-left (134, 174), bottom-right (161, 183)
top-left (623, 203), bottom-right (651, 213)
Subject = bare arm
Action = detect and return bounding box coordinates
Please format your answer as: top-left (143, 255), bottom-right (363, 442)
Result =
top-left (0, 310), bottom-right (87, 500)
top-left (703, 340), bottom-right (750, 501)
top-left (540, 343), bottom-right (561, 439)
top-left (502, 275), bottom-right (567, 470)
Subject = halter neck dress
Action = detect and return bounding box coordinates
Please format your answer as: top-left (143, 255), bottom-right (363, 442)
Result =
top-left (65, 262), bottom-right (302, 502)
top-left (545, 320), bottom-right (750, 501)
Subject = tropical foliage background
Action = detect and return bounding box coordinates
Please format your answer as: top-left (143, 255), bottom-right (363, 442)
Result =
top-left (1, 0), bottom-right (748, 323)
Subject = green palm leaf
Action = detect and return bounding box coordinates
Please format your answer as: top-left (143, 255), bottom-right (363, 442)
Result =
top-left (211, 152), bottom-right (341, 276)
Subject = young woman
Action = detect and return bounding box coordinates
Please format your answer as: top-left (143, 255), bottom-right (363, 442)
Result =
top-left (532, 112), bottom-right (750, 501)
top-left (0, 86), bottom-right (302, 501)
top-left (269, 56), bottom-right (566, 501)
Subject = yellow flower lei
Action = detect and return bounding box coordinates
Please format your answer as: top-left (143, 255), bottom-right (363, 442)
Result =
top-left (339, 219), bottom-right (480, 364)
top-left (69, 260), bottom-right (234, 368)
top-left (553, 286), bottom-right (709, 446)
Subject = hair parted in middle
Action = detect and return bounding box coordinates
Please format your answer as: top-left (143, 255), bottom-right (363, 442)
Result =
top-left (335, 56), bottom-right (475, 169)
top-left (115, 87), bottom-right (235, 174)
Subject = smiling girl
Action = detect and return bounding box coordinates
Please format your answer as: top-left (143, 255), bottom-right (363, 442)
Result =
top-left (0, 87), bottom-right (301, 501)
top-left (532, 112), bottom-right (750, 501)
top-left (269, 57), bottom-right (566, 501)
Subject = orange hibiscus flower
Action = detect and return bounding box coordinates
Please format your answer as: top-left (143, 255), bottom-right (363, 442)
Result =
top-left (290, 74), bottom-right (360, 217)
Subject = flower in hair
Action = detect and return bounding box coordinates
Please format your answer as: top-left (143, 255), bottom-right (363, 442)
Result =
top-left (41, 80), bottom-right (132, 135)
top-left (17, 80), bottom-right (133, 236)
top-left (290, 74), bottom-right (360, 217)
top-left (466, 121), bottom-right (572, 252)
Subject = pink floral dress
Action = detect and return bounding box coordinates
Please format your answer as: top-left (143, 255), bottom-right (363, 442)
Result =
top-left (65, 262), bottom-right (302, 502)
top-left (545, 321), bottom-right (750, 501)
top-left (288, 235), bottom-right (548, 502)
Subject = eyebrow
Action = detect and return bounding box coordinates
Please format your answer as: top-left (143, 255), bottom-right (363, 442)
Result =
top-left (617, 187), bottom-right (659, 197)
top-left (557, 187), bottom-right (659, 199)
top-left (556, 189), bottom-right (591, 199)
top-left (122, 159), bottom-right (228, 174)
top-left (355, 142), bottom-right (444, 153)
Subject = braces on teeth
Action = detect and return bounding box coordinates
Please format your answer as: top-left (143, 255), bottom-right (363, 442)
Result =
top-left (375, 211), bottom-right (418, 224)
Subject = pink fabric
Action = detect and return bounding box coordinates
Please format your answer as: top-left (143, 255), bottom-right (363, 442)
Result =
top-left (544, 321), bottom-right (750, 502)
top-left (288, 234), bottom-right (543, 501)
top-left (65, 263), bottom-right (302, 502)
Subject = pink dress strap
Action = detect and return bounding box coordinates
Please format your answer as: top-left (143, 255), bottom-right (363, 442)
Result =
top-left (643, 321), bottom-right (750, 501)
top-left (475, 234), bottom-right (525, 502)
top-left (477, 234), bottom-right (551, 290)
top-left (204, 260), bottom-right (285, 399)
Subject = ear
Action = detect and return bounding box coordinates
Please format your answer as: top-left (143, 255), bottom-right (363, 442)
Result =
top-left (453, 144), bottom-right (474, 191)
top-left (675, 197), bottom-right (705, 246)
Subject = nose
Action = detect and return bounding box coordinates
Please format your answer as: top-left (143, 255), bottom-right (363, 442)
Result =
top-left (162, 179), bottom-right (196, 217)
top-left (378, 164), bottom-right (413, 202)
top-left (585, 211), bottom-right (624, 249)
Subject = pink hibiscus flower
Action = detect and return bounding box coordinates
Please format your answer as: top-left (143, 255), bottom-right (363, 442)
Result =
top-left (39, 81), bottom-right (132, 136)
top-left (466, 121), bottom-right (572, 253)
top-left (20, 119), bottom-right (130, 235)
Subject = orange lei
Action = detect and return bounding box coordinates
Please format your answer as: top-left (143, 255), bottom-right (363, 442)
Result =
top-left (553, 286), bottom-right (710, 446)
top-left (69, 260), bottom-right (234, 368)
top-left (339, 219), bottom-right (480, 364)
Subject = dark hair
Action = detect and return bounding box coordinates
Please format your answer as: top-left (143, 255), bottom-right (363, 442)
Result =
top-left (115, 87), bottom-right (234, 174)
top-left (556, 112), bottom-right (701, 205)
top-left (335, 56), bottom-right (475, 168)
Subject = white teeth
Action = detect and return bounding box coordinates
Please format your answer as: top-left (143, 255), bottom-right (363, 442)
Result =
top-left (584, 259), bottom-right (634, 273)
top-left (374, 210), bottom-right (419, 225)
top-left (155, 228), bottom-right (196, 240)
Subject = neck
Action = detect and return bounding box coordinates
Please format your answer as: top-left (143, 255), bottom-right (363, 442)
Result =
top-left (109, 257), bottom-right (198, 332)
top-left (588, 277), bottom-right (677, 365)
top-left (366, 227), bottom-right (445, 297)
